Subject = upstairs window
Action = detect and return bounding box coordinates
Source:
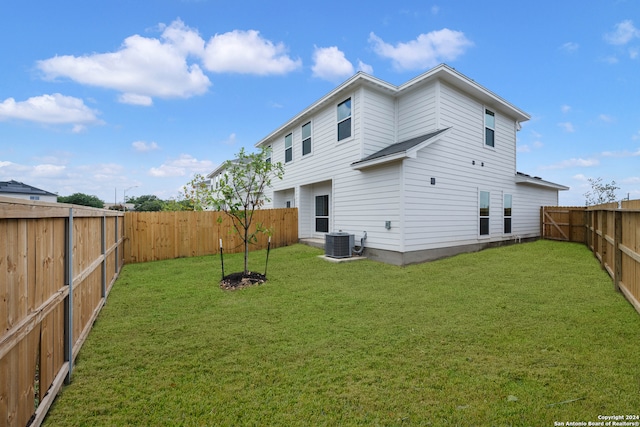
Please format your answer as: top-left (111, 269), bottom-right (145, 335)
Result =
top-left (485, 109), bottom-right (495, 147)
top-left (302, 121), bottom-right (312, 156)
top-left (265, 145), bottom-right (272, 164)
top-left (479, 191), bottom-right (490, 236)
top-left (504, 194), bottom-right (512, 234)
top-left (284, 133), bottom-right (292, 163)
top-left (337, 98), bottom-right (352, 141)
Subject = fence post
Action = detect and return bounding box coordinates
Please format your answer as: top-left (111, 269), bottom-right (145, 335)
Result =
top-left (115, 215), bottom-right (119, 272)
top-left (614, 210), bottom-right (622, 292)
top-left (64, 207), bottom-right (74, 384)
top-left (601, 210), bottom-right (607, 271)
top-left (101, 214), bottom-right (107, 298)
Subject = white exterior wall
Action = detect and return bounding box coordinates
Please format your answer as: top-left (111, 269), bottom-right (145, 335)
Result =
top-left (401, 82), bottom-right (545, 252)
top-left (0, 193), bottom-right (57, 203)
top-left (397, 81), bottom-right (437, 141)
top-left (512, 184), bottom-right (559, 236)
top-left (264, 86), bottom-right (403, 250)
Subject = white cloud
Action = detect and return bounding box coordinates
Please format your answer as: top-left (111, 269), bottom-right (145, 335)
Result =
top-left (119, 93), bottom-right (153, 106)
top-left (517, 140), bottom-right (543, 153)
top-left (604, 20), bottom-right (640, 45)
top-left (311, 46), bottom-right (354, 82)
top-left (78, 163), bottom-right (125, 176)
top-left (621, 176), bottom-right (640, 185)
top-left (0, 93), bottom-right (101, 125)
top-left (431, 6), bottom-right (440, 15)
top-left (32, 164), bottom-right (66, 177)
top-left (132, 141), bottom-right (160, 152)
top-left (561, 104), bottom-right (571, 113)
top-left (357, 60), bottom-right (373, 74)
top-left (222, 133), bottom-right (237, 146)
top-left (368, 29), bottom-right (473, 71)
top-left (203, 29), bottom-right (301, 75)
top-left (149, 154), bottom-right (213, 177)
top-left (558, 122), bottom-right (575, 133)
top-left (632, 130), bottom-right (640, 141)
top-left (572, 174), bottom-right (589, 182)
top-left (543, 158), bottom-right (599, 169)
top-left (159, 19), bottom-right (205, 58)
top-left (37, 20), bottom-right (211, 104)
top-left (598, 114), bottom-right (615, 123)
top-left (601, 147), bottom-right (640, 158)
top-left (560, 42), bottom-right (579, 53)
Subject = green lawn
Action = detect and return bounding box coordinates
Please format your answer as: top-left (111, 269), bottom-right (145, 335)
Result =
top-left (44, 240), bottom-right (640, 426)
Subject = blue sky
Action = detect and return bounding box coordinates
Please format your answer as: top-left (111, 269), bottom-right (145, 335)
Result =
top-left (1, 0), bottom-right (638, 206)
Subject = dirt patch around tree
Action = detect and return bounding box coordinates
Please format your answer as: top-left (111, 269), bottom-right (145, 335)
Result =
top-left (219, 272), bottom-right (267, 290)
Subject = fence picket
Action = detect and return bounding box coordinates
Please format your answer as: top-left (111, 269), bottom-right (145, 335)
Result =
top-left (123, 209), bottom-right (298, 264)
top-left (0, 197), bottom-right (124, 427)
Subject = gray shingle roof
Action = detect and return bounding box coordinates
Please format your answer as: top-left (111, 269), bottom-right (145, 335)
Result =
top-left (352, 128), bottom-right (449, 165)
top-left (0, 180), bottom-right (57, 196)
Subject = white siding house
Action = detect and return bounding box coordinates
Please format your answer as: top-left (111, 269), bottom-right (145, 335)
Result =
top-left (251, 64), bottom-right (567, 265)
top-left (0, 180), bottom-right (58, 203)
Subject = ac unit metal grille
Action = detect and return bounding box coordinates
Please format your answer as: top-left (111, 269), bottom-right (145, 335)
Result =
top-left (325, 233), bottom-right (351, 258)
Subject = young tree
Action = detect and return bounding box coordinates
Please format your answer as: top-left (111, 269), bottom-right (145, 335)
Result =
top-left (184, 147), bottom-right (284, 275)
top-left (584, 177), bottom-right (619, 206)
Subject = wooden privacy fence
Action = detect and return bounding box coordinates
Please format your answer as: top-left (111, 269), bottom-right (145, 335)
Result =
top-left (542, 200), bottom-right (640, 316)
top-left (124, 208), bottom-right (298, 264)
top-left (0, 197), bottom-right (124, 427)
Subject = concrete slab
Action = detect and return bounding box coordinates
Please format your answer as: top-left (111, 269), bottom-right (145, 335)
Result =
top-left (317, 255), bottom-right (368, 263)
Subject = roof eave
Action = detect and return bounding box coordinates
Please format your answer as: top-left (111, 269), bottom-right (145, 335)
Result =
top-left (515, 174), bottom-right (569, 191)
top-left (351, 152), bottom-right (407, 170)
top-left (255, 72), bottom-right (397, 148)
top-left (398, 64), bottom-right (530, 123)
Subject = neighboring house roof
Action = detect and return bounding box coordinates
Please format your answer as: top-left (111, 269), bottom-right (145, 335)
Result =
top-left (206, 158), bottom-right (244, 179)
top-left (0, 180), bottom-right (57, 197)
top-left (515, 172), bottom-right (569, 191)
top-left (351, 128), bottom-right (451, 170)
top-left (256, 63), bottom-right (530, 148)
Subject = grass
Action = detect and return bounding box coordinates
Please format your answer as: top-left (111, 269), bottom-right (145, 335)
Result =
top-left (43, 240), bottom-right (640, 426)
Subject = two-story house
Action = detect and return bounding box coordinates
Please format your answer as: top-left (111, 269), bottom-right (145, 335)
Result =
top-left (250, 63), bottom-right (567, 265)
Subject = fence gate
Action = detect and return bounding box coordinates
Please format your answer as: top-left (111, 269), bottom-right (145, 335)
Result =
top-left (541, 206), bottom-right (586, 243)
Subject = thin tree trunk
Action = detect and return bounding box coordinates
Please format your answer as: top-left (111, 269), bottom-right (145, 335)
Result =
top-left (244, 220), bottom-right (249, 274)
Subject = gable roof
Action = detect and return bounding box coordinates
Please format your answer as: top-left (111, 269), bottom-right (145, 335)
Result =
top-left (0, 180), bottom-right (57, 196)
top-left (351, 128), bottom-right (451, 170)
top-left (256, 63), bottom-right (530, 147)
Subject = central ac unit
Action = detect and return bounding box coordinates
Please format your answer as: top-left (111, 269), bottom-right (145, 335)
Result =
top-left (325, 232), bottom-right (353, 258)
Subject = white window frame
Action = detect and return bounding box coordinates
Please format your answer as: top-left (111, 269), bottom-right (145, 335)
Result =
top-left (284, 133), bottom-right (293, 163)
top-left (479, 190), bottom-right (490, 237)
top-left (315, 195), bottom-right (329, 233)
top-left (484, 108), bottom-right (495, 148)
top-left (337, 97), bottom-right (352, 142)
top-left (302, 121), bottom-right (312, 156)
top-left (503, 194), bottom-right (512, 234)
top-left (265, 144), bottom-right (272, 164)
